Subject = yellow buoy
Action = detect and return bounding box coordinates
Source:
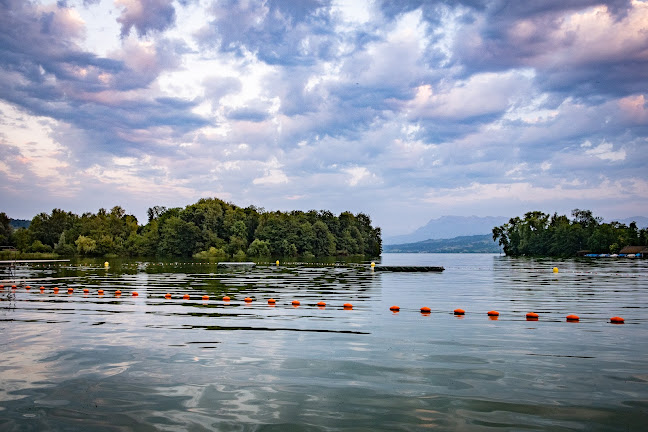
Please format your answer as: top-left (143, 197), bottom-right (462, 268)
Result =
top-left (276, 260), bottom-right (280, 265)
top-left (104, 261), bottom-right (109, 267)
top-left (553, 267), bottom-right (559, 273)
top-left (371, 262), bottom-right (375, 268)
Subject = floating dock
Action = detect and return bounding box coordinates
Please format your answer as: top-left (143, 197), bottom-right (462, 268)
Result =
top-left (217, 262), bottom-right (257, 270)
top-left (373, 265), bottom-right (444, 272)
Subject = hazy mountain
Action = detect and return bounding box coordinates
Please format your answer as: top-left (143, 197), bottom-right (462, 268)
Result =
top-left (383, 234), bottom-right (502, 253)
top-left (384, 216), bottom-right (508, 245)
top-left (9, 219), bottom-right (30, 229)
top-left (608, 216), bottom-right (648, 229)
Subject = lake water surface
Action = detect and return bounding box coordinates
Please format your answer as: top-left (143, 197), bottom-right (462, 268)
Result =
top-left (1, 253), bottom-right (647, 431)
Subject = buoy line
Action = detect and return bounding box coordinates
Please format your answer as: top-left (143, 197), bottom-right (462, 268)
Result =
top-left (3, 285), bottom-right (631, 325)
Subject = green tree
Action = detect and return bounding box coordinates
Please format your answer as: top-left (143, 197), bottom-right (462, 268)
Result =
top-left (158, 216), bottom-right (200, 257)
top-left (247, 239), bottom-right (271, 257)
top-left (76, 235), bottom-right (97, 255)
top-left (0, 212), bottom-right (12, 246)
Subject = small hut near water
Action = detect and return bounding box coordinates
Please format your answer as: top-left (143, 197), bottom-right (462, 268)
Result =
top-left (618, 246), bottom-right (648, 258)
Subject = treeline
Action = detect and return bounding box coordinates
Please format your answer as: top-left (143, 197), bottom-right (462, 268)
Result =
top-left (0, 198), bottom-right (382, 259)
top-left (492, 209), bottom-right (648, 257)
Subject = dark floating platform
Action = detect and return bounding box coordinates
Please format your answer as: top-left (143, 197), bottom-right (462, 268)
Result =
top-left (373, 265), bottom-right (445, 272)
top-left (217, 262), bottom-right (257, 270)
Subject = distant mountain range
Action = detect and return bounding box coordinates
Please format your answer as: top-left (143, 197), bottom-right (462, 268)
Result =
top-left (384, 215), bottom-right (648, 246)
top-left (383, 234), bottom-right (502, 253)
top-left (9, 219), bottom-right (30, 229)
top-left (384, 216), bottom-right (509, 245)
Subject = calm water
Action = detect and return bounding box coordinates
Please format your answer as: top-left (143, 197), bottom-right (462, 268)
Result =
top-left (1, 254), bottom-right (647, 431)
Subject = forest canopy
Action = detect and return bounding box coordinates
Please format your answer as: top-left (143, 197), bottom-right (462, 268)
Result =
top-left (0, 198), bottom-right (382, 259)
top-left (492, 209), bottom-right (648, 257)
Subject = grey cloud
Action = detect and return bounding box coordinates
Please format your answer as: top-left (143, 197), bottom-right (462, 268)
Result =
top-left (117, 0), bottom-right (177, 38)
top-left (196, 0), bottom-right (336, 65)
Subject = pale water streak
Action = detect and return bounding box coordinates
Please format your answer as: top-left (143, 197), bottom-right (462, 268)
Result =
top-left (1, 254), bottom-right (647, 431)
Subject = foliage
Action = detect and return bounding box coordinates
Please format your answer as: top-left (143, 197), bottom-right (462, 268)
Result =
top-left (1, 198), bottom-right (382, 258)
top-left (0, 212), bottom-right (12, 246)
top-left (493, 209), bottom-right (648, 257)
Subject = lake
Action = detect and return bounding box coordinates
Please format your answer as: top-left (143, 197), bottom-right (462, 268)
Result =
top-left (1, 253), bottom-right (647, 431)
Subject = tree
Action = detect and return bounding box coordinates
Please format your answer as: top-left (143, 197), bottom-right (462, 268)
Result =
top-left (76, 235), bottom-right (97, 255)
top-left (0, 212), bottom-right (12, 246)
top-left (247, 239), bottom-right (271, 257)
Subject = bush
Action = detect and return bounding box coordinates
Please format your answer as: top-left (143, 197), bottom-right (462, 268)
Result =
top-left (27, 240), bottom-right (53, 253)
top-left (247, 239), bottom-right (271, 257)
top-left (232, 250), bottom-right (247, 261)
top-left (193, 247), bottom-right (227, 260)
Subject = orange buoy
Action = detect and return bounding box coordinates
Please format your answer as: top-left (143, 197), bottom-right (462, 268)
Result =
top-left (67, 288), bottom-right (74, 294)
top-left (132, 291), bottom-right (139, 297)
top-left (610, 316), bottom-right (625, 324)
top-left (454, 308), bottom-right (465, 315)
top-left (183, 294), bottom-right (190, 300)
top-left (53, 287), bottom-right (59, 293)
top-left (487, 310), bottom-right (499, 316)
top-left (244, 297), bottom-right (253, 303)
top-left (25, 285), bottom-right (31, 290)
top-left (83, 288), bottom-right (90, 293)
top-left (390, 305), bottom-right (400, 312)
top-left (222, 296), bottom-right (231, 301)
top-left (317, 301), bottom-right (326, 307)
top-left (202, 295), bottom-right (209, 300)
top-left (12, 285), bottom-right (17, 289)
top-left (420, 306), bottom-right (431, 313)
top-left (40, 286), bottom-right (45, 292)
top-left (115, 290), bottom-right (122, 296)
top-left (165, 293), bottom-right (172, 299)
top-left (292, 300), bottom-right (300, 306)
top-left (343, 303), bottom-right (353, 309)
top-left (566, 314), bottom-right (580, 322)
top-left (268, 298), bottom-right (276, 304)
top-left (98, 289), bottom-right (104, 295)
top-left (526, 312), bottom-right (539, 320)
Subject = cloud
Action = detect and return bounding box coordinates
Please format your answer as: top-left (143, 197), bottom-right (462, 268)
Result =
top-left (454, 1), bottom-right (648, 97)
top-left (116, 0), bottom-right (177, 38)
top-left (0, 0), bottom-right (646, 234)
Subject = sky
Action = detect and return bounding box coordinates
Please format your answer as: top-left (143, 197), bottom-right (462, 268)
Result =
top-left (0, 0), bottom-right (647, 236)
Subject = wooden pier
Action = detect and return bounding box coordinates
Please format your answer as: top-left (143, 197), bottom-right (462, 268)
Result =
top-left (373, 265), bottom-right (444, 272)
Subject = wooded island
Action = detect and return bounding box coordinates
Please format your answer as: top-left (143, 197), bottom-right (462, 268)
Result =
top-left (492, 209), bottom-right (648, 257)
top-left (0, 198), bottom-right (382, 259)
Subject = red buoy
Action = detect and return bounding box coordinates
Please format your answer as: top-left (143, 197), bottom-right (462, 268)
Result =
top-left (183, 294), bottom-right (190, 300)
top-left (317, 301), bottom-right (326, 307)
top-left (132, 291), bottom-right (139, 297)
top-left (390, 305), bottom-right (400, 311)
top-left (526, 312), bottom-right (539, 320)
top-left (566, 314), bottom-right (580, 322)
top-left (420, 306), bottom-right (431, 314)
top-left (454, 308), bottom-right (465, 315)
top-left (291, 300), bottom-right (300, 306)
top-left (610, 316), bottom-right (625, 324)
top-left (343, 303), bottom-right (353, 309)
top-left (487, 310), bottom-right (499, 316)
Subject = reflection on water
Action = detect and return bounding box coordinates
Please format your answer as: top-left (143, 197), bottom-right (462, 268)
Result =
top-left (1, 254), bottom-right (647, 431)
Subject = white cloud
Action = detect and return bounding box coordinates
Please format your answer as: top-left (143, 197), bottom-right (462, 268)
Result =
top-left (583, 141), bottom-right (626, 162)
